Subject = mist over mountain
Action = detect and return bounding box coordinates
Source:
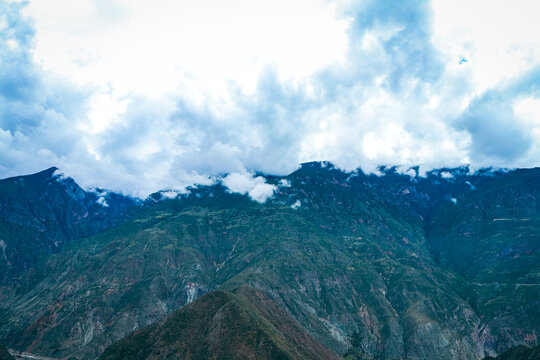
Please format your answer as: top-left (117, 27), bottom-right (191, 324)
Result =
top-left (0, 163), bottom-right (538, 359)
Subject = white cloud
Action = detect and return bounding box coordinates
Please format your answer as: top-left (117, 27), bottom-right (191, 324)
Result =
top-left (291, 200), bottom-right (301, 209)
top-left (465, 181), bottom-right (476, 190)
top-left (440, 171), bottom-right (453, 179)
top-left (52, 169), bottom-right (66, 180)
top-left (402, 168), bottom-right (417, 178)
top-left (160, 191), bottom-right (180, 199)
top-left (279, 179), bottom-right (291, 188)
top-left (431, 0), bottom-right (540, 94)
top-left (248, 182), bottom-right (277, 204)
top-left (221, 171), bottom-right (276, 203)
top-left (1, 0), bottom-right (540, 196)
top-left (23, 0), bottom-right (349, 99)
top-left (96, 196), bottom-right (109, 207)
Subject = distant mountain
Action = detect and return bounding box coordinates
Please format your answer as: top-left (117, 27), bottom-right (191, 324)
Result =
top-left (99, 286), bottom-right (341, 360)
top-left (0, 167), bottom-right (137, 292)
top-left (0, 163), bottom-right (538, 359)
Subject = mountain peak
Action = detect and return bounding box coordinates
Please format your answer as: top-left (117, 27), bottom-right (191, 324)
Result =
top-left (99, 287), bottom-right (341, 360)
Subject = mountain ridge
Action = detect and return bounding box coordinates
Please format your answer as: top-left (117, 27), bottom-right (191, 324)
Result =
top-left (0, 164), bottom-right (538, 359)
top-left (99, 286), bottom-right (341, 360)
top-left (0, 166), bottom-right (137, 294)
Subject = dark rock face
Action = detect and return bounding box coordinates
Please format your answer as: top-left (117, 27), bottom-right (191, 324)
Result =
top-left (0, 164), bottom-right (538, 360)
top-left (0, 167), bottom-right (137, 291)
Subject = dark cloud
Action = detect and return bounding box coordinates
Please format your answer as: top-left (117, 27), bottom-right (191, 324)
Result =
top-left (456, 67), bottom-right (540, 163)
top-left (0, 1), bottom-right (36, 101)
top-left (0, 0), bottom-right (42, 131)
top-left (330, 0), bottom-right (443, 94)
top-left (0, 0), bottom-right (88, 176)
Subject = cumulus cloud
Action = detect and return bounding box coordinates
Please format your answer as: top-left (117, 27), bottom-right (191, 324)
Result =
top-left (279, 179), bottom-right (291, 188)
top-left (96, 196), bottom-right (109, 207)
top-left (52, 169), bottom-right (67, 180)
top-left (440, 171), bottom-right (453, 179)
top-left (0, 0), bottom-right (539, 196)
top-left (158, 190), bottom-right (182, 200)
top-left (221, 171), bottom-right (276, 203)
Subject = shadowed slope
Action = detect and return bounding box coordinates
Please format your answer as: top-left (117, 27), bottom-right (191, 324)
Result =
top-left (427, 169), bottom-right (540, 355)
top-left (0, 167), bottom-right (136, 292)
top-left (483, 344), bottom-right (540, 360)
top-left (99, 286), bottom-right (341, 360)
top-left (0, 344), bottom-right (14, 360)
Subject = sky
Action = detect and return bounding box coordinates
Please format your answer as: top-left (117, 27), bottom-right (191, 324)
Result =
top-left (1, 0), bottom-right (539, 198)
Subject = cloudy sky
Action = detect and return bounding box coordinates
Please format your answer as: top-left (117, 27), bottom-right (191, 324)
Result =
top-left (1, 0), bottom-right (539, 196)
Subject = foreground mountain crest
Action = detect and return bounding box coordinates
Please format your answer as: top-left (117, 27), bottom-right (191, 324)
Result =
top-left (99, 286), bottom-right (341, 360)
top-left (484, 344), bottom-right (540, 360)
top-left (0, 163), bottom-right (538, 359)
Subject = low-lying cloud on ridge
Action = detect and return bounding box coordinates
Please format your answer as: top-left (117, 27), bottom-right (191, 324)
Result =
top-left (221, 171), bottom-right (277, 203)
top-left (0, 0), bottom-right (539, 198)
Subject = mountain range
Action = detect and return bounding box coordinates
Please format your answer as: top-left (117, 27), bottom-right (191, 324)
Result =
top-left (0, 163), bottom-right (538, 359)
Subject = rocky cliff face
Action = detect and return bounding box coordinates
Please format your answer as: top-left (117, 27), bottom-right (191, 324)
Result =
top-left (0, 164), bottom-right (538, 359)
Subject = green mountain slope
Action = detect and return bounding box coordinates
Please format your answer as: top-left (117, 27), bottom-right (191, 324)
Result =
top-left (0, 172), bottom-right (480, 359)
top-left (0, 164), bottom-right (538, 360)
top-left (427, 169), bottom-right (540, 356)
top-left (99, 286), bottom-right (341, 360)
